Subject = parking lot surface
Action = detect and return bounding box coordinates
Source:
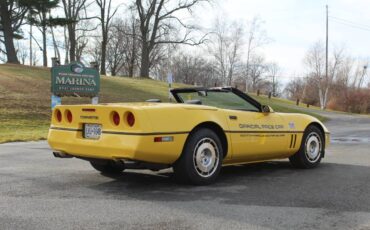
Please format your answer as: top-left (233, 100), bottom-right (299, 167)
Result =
top-left (1, 112), bottom-right (370, 229)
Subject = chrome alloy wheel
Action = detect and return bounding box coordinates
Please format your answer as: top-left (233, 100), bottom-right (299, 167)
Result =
top-left (193, 137), bottom-right (220, 178)
top-left (305, 132), bottom-right (322, 163)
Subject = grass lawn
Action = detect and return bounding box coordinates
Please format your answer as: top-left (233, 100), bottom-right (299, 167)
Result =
top-left (251, 95), bottom-right (328, 122)
top-left (0, 64), bottom-right (184, 143)
top-left (0, 64), bottom-right (328, 143)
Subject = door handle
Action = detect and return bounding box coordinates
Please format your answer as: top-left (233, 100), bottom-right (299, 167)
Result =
top-left (229, 115), bottom-right (237, 120)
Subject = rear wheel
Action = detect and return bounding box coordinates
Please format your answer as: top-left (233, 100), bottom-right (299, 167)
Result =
top-left (90, 160), bottom-right (124, 174)
top-left (289, 125), bottom-right (324, 168)
top-left (173, 128), bottom-right (223, 185)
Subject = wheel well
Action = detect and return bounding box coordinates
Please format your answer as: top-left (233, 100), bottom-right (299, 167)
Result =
top-left (308, 122), bottom-right (326, 156)
top-left (308, 122), bottom-right (325, 139)
top-left (188, 122), bottom-right (228, 158)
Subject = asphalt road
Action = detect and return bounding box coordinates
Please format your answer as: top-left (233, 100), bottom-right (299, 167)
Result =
top-left (1, 112), bottom-right (370, 230)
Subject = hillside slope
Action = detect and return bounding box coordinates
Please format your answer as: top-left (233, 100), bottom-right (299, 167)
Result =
top-left (0, 64), bottom-right (326, 143)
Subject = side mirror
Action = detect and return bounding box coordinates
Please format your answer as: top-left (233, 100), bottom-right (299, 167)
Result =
top-left (197, 91), bottom-right (207, 97)
top-left (261, 105), bottom-right (274, 113)
top-left (146, 99), bottom-right (161, 103)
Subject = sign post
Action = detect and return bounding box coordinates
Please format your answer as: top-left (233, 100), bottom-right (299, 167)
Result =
top-left (51, 58), bottom-right (61, 109)
top-left (51, 59), bottom-right (100, 109)
top-left (167, 72), bottom-right (173, 102)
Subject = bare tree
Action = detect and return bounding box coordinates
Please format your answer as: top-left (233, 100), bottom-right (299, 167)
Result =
top-left (106, 19), bottom-right (126, 76)
top-left (246, 55), bottom-right (267, 92)
top-left (266, 62), bottom-right (280, 97)
top-left (336, 56), bottom-right (353, 87)
top-left (158, 52), bottom-right (218, 87)
top-left (0, 42), bottom-right (6, 62)
top-left (63, 26), bottom-right (69, 63)
top-left (95, 0), bottom-right (119, 75)
top-left (100, 14), bottom-right (141, 77)
top-left (61, 0), bottom-right (89, 62)
top-left (304, 42), bottom-right (326, 109)
top-left (75, 32), bottom-right (88, 62)
top-left (71, 6), bottom-right (98, 63)
top-left (304, 41), bottom-right (344, 110)
top-left (0, 50), bottom-right (6, 62)
top-left (134, 0), bottom-right (208, 78)
top-left (87, 36), bottom-right (102, 66)
top-left (285, 77), bottom-right (305, 100)
top-left (50, 26), bottom-right (61, 61)
top-left (354, 62), bottom-right (368, 89)
top-left (74, 19), bottom-right (92, 62)
top-left (210, 18), bottom-right (244, 85)
top-left (32, 49), bottom-right (39, 66)
top-left (244, 17), bottom-right (269, 91)
top-left (16, 41), bottom-right (28, 64)
top-left (126, 14), bottom-right (140, 78)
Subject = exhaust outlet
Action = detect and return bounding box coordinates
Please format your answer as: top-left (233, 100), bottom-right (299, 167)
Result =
top-left (53, 151), bottom-right (73, 158)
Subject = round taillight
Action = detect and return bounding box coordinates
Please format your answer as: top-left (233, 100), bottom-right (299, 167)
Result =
top-left (112, 111), bottom-right (120, 126)
top-left (127, 112), bottom-right (135, 127)
top-left (55, 109), bottom-right (62, 122)
top-left (66, 110), bottom-right (73, 123)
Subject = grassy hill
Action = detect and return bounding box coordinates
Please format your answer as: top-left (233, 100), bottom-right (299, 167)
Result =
top-left (0, 64), bottom-right (326, 143)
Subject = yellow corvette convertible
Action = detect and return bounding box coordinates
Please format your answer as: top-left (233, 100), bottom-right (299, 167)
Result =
top-left (48, 87), bottom-right (330, 185)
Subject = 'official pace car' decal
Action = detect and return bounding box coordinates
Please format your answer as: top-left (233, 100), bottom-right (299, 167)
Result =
top-left (239, 124), bottom-right (284, 129)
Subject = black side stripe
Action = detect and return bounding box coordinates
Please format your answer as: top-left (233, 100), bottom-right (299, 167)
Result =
top-left (289, 135), bottom-right (294, 148)
top-left (293, 134), bottom-right (297, 148)
top-left (50, 127), bottom-right (82, 132)
top-left (102, 131), bottom-right (189, 136)
top-left (225, 130), bottom-right (304, 134)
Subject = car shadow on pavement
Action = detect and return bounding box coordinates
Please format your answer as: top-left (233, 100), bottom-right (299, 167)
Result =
top-left (89, 161), bottom-right (370, 213)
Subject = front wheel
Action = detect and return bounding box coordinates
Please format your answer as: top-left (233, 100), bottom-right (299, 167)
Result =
top-left (90, 160), bottom-right (124, 174)
top-left (289, 125), bottom-right (324, 168)
top-left (173, 128), bottom-right (223, 185)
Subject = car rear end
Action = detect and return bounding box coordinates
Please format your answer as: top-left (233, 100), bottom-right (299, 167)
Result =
top-left (47, 103), bottom-right (186, 164)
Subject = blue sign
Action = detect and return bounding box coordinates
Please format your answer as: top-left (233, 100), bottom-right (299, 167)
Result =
top-left (167, 72), bottom-right (173, 85)
top-left (51, 94), bottom-right (61, 109)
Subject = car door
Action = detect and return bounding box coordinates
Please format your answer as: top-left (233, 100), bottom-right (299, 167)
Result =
top-left (225, 109), bottom-right (289, 162)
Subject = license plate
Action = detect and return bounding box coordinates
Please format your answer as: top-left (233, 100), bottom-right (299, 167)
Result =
top-left (83, 124), bottom-right (102, 139)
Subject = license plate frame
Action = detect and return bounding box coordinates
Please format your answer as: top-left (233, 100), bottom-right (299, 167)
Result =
top-left (83, 123), bottom-right (102, 140)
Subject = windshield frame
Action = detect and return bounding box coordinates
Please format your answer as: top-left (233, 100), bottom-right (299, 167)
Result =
top-left (170, 87), bottom-right (262, 112)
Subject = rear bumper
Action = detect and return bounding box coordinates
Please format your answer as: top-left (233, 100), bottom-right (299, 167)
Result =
top-left (47, 128), bottom-right (188, 164)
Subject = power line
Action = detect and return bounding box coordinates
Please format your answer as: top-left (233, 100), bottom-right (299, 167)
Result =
top-left (331, 19), bottom-right (370, 32)
top-left (329, 6), bottom-right (370, 23)
top-left (330, 16), bottom-right (370, 29)
top-left (329, 16), bottom-right (370, 32)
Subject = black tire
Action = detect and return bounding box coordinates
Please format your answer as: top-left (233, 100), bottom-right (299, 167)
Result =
top-left (90, 160), bottom-right (124, 174)
top-left (289, 125), bottom-right (324, 169)
top-left (173, 128), bottom-right (223, 185)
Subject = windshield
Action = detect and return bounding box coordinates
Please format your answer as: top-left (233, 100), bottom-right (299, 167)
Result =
top-left (176, 90), bottom-right (260, 111)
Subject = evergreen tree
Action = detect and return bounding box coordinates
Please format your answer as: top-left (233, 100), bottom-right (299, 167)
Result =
top-left (22, 0), bottom-right (69, 66)
top-left (0, 0), bottom-right (28, 64)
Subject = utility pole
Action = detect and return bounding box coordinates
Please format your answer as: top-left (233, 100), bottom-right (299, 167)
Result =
top-left (29, 23), bottom-right (32, 66)
top-left (325, 5), bottom-right (329, 85)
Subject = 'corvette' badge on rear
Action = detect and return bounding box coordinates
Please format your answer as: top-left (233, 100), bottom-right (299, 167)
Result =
top-left (80, 115), bottom-right (99, 120)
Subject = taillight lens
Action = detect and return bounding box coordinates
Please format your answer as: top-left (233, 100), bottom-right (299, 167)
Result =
top-left (66, 110), bottom-right (73, 123)
top-left (55, 109), bottom-right (62, 122)
top-left (112, 111), bottom-right (120, 126)
top-left (127, 112), bottom-right (135, 127)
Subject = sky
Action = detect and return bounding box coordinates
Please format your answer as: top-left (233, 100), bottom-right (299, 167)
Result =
top-left (9, 0), bottom-right (370, 84)
top-left (196, 0), bottom-right (370, 82)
